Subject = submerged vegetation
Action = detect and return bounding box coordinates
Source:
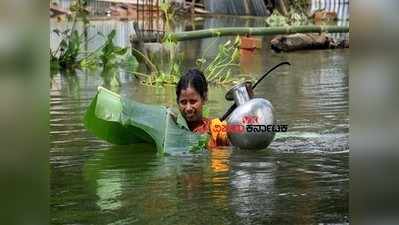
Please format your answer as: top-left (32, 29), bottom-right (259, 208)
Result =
top-left (51, 23), bottom-right (243, 87)
top-left (81, 30), bottom-right (138, 71)
top-left (50, 0), bottom-right (138, 89)
top-left (50, 26), bottom-right (136, 77)
top-left (51, 0), bottom-right (347, 88)
top-left (265, 9), bottom-right (309, 26)
top-left (197, 36), bottom-right (248, 84)
top-left (50, 0), bottom-right (245, 87)
top-left (50, 0), bottom-right (89, 72)
top-left (134, 35), bottom-right (248, 87)
top-left (50, 28), bottom-right (82, 71)
top-left (266, 0), bottom-right (311, 27)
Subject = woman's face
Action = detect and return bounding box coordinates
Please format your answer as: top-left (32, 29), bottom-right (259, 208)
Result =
top-left (178, 86), bottom-right (205, 122)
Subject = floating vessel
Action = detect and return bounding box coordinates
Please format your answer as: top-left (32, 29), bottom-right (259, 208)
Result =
top-left (84, 87), bottom-right (205, 153)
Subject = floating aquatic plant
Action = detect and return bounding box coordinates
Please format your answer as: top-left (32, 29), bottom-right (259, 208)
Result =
top-left (132, 35), bottom-right (247, 87)
top-left (189, 134), bottom-right (210, 153)
top-left (99, 30), bottom-right (130, 69)
top-left (197, 36), bottom-right (244, 85)
top-left (51, 0), bottom-right (138, 77)
top-left (50, 28), bottom-right (83, 71)
top-left (265, 0), bottom-right (311, 27)
top-left (51, 26), bottom-right (138, 78)
top-left (265, 10), bottom-right (289, 26)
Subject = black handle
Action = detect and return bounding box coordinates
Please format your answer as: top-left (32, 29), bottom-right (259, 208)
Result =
top-left (219, 61), bottom-right (291, 121)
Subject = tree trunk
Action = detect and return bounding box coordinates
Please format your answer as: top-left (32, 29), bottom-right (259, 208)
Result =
top-left (131, 22), bottom-right (157, 74)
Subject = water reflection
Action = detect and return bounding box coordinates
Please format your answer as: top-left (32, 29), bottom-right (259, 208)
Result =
top-left (81, 146), bottom-right (237, 224)
top-left (83, 145), bottom-right (158, 211)
top-left (229, 149), bottom-right (275, 221)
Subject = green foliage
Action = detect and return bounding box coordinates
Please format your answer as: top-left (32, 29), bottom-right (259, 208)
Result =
top-left (100, 67), bottom-right (122, 91)
top-left (162, 32), bottom-right (178, 44)
top-left (159, 0), bottom-right (176, 32)
top-left (265, 10), bottom-right (289, 26)
top-left (68, 0), bottom-right (89, 23)
top-left (84, 87), bottom-right (205, 154)
top-left (51, 0), bottom-right (138, 79)
top-left (288, 0), bottom-right (310, 12)
top-left (265, 1), bottom-right (311, 27)
top-left (51, 0), bottom-right (243, 87)
top-left (51, 26), bottom-right (138, 79)
top-left (189, 134), bottom-right (209, 153)
top-left (51, 29), bottom-right (83, 71)
top-left (99, 30), bottom-right (129, 69)
top-left (83, 29), bottom-right (136, 70)
top-left (197, 36), bottom-right (246, 85)
top-left (141, 71), bottom-right (178, 87)
top-left (137, 35), bottom-right (182, 86)
top-left (136, 36), bottom-right (246, 87)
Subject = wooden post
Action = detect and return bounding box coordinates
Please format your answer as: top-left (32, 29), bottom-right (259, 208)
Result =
top-left (276, 0), bottom-right (288, 16)
top-left (131, 22), bottom-right (156, 74)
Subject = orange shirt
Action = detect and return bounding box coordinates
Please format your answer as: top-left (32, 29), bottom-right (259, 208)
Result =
top-left (192, 118), bottom-right (230, 148)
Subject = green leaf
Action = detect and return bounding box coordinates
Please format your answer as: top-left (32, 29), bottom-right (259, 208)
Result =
top-left (224, 40), bottom-right (231, 47)
top-left (110, 75), bottom-right (120, 87)
top-left (231, 48), bottom-right (240, 61)
top-left (114, 47), bottom-right (127, 55)
top-left (107, 30), bottom-right (116, 40)
top-left (234, 35), bottom-right (240, 46)
top-left (189, 134), bottom-right (209, 153)
top-left (84, 87), bottom-right (205, 154)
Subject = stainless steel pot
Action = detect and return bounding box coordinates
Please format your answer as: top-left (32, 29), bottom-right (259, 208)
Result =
top-left (225, 81), bottom-right (275, 149)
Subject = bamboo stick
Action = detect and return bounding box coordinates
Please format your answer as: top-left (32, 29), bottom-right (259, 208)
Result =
top-left (166, 25), bottom-right (349, 42)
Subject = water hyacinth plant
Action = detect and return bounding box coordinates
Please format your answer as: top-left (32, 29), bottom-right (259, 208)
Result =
top-left (50, 28), bottom-right (82, 71)
top-left (50, 0), bottom-right (91, 72)
top-left (50, 0), bottom-right (138, 77)
top-left (134, 35), bottom-right (247, 87)
top-left (196, 36), bottom-right (243, 84)
top-left (51, 27), bottom-right (138, 76)
top-left (81, 30), bottom-right (138, 70)
top-left (265, 0), bottom-right (311, 27)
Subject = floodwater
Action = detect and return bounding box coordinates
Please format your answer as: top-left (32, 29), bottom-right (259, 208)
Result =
top-left (50, 15), bottom-right (349, 224)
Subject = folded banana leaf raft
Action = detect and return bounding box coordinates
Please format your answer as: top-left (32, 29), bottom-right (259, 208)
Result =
top-left (84, 87), bottom-right (206, 153)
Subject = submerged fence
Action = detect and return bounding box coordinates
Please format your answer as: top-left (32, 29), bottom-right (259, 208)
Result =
top-left (52, 0), bottom-right (166, 42)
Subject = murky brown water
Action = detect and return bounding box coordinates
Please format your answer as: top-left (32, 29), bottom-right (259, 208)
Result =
top-left (50, 15), bottom-right (349, 224)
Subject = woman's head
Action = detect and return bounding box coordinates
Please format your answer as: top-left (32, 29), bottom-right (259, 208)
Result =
top-left (176, 69), bottom-right (208, 123)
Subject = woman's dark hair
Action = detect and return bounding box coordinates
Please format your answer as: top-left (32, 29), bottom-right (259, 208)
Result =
top-left (176, 68), bottom-right (208, 101)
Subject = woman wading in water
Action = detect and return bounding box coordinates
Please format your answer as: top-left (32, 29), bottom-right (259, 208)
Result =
top-left (176, 69), bottom-right (230, 148)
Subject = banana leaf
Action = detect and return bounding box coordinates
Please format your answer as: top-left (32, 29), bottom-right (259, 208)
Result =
top-left (84, 87), bottom-right (206, 153)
